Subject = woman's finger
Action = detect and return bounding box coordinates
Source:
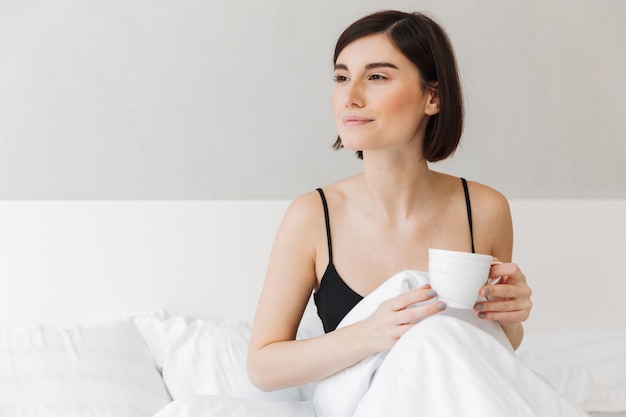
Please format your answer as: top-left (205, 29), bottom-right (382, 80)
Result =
top-left (475, 297), bottom-right (532, 313)
top-left (388, 286), bottom-right (437, 311)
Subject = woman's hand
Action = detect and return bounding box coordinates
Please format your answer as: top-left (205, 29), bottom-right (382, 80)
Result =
top-left (474, 262), bottom-right (532, 328)
top-left (361, 285), bottom-right (446, 354)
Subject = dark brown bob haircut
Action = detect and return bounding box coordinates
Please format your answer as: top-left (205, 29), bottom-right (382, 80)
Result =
top-left (332, 10), bottom-right (464, 162)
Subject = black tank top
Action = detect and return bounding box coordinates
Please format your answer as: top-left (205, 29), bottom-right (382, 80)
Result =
top-left (313, 177), bottom-right (475, 333)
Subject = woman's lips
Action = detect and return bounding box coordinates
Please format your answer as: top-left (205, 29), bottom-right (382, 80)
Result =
top-left (342, 115), bottom-right (374, 127)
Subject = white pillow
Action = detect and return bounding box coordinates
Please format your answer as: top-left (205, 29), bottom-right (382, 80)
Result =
top-left (0, 318), bottom-right (171, 417)
top-left (135, 315), bottom-right (323, 402)
top-left (517, 329), bottom-right (626, 412)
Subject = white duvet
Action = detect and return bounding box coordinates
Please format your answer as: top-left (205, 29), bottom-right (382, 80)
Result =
top-left (157, 270), bottom-right (590, 417)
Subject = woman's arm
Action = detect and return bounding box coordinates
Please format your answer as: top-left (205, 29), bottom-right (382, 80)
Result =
top-left (470, 183), bottom-right (532, 350)
top-left (247, 192), bottom-right (444, 391)
top-left (479, 262), bottom-right (531, 350)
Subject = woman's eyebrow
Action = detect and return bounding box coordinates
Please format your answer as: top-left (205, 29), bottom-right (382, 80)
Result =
top-left (365, 62), bottom-right (399, 70)
top-left (334, 62), bottom-right (399, 71)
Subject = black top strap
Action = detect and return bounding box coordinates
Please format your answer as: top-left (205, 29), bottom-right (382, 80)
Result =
top-left (316, 188), bottom-right (333, 263)
top-left (461, 178), bottom-right (476, 253)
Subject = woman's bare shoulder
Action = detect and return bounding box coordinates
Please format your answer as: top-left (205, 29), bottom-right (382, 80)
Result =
top-left (299, 177), bottom-right (357, 207)
top-left (431, 173), bottom-right (509, 210)
top-left (281, 190), bottom-right (325, 231)
top-left (464, 179), bottom-right (511, 218)
top-left (462, 179), bottom-right (513, 258)
top-left (463, 178), bottom-right (507, 198)
top-left (282, 178), bottom-right (357, 235)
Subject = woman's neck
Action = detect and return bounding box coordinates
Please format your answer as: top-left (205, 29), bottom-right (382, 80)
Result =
top-left (359, 151), bottom-right (437, 222)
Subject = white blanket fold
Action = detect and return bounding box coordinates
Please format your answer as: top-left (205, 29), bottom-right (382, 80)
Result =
top-left (154, 270), bottom-right (590, 417)
top-left (313, 270), bottom-right (589, 417)
top-left (153, 396), bottom-right (315, 417)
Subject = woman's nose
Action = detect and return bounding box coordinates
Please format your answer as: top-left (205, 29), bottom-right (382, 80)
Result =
top-left (344, 81), bottom-right (364, 108)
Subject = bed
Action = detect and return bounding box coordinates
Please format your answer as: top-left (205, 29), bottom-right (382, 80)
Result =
top-left (0, 199), bottom-right (624, 416)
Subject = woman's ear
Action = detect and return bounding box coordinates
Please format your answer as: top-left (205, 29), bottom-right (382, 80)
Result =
top-left (425, 83), bottom-right (440, 116)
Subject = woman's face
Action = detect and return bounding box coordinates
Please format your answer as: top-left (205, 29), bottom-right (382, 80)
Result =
top-left (332, 33), bottom-right (438, 157)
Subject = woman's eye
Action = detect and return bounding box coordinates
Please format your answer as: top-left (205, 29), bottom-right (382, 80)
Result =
top-left (333, 75), bottom-right (349, 82)
top-left (369, 74), bottom-right (387, 81)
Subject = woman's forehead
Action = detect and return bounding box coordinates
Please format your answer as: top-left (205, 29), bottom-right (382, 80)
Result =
top-left (335, 33), bottom-right (405, 68)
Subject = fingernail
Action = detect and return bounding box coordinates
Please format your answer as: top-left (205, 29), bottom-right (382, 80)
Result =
top-left (427, 289), bottom-right (437, 297)
top-left (475, 303), bottom-right (483, 311)
top-left (437, 302), bottom-right (447, 310)
top-left (478, 313), bottom-right (486, 319)
top-left (483, 289), bottom-right (489, 297)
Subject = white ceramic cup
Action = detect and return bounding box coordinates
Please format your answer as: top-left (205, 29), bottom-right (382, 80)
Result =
top-left (428, 248), bottom-right (493, 309)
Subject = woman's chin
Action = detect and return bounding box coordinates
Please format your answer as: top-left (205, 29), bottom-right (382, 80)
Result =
top-left (339, 139), bottom-right (367, 152)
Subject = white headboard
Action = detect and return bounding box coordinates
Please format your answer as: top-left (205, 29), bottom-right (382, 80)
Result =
top-left (509, 200), bottom-right (626, 333)
top-left (0, 201), bottom-right (288, 328)
top-left (1, 200), bottom-right (624, 333)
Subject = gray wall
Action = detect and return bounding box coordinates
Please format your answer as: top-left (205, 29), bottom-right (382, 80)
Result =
top-left (1, 0), bottom-right (624, 199)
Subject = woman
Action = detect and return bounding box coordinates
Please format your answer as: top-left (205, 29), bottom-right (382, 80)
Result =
top-left (248, 9), bottom-right (533, 401)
